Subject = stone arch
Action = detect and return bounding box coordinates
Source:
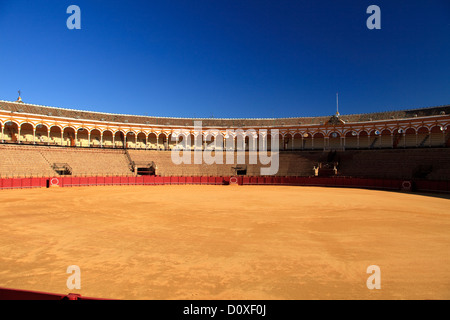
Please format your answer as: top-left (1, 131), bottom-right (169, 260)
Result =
top-left (222, 131), bottom-right (234, 151)
top-left (77, 128), bottom-right (89, 147)
top-left (368, 129), bottom-right (381, 149)
top-left (358, 130), bottom-right (369, 149)
top-left (136, 132), bottom-right (147, 149)
top-left (63, 127), bottom-right (76, 147)
top-left (148, 132), bottom-right (157, 149)
top-left (430, 125), bottom-right (445, 147)
top-left (169, 131), bottom-right (187, 150)
top-left (380, 129), bottom-right (392, 148)
top-left (186, 133), bottom-right (196, 150)
top-left (417, 126), bottom-right (429, 134)
top-left (276, 132), bottom-right (286, 151)
top-left (404, 127), bottom-right (416, 148)
top-left (114, 131), bottom-right (125, 148)
top-left (291, 132), bottom-right (302, 150)
top-left (416, 126), bottom-right (429, 148)
top-left (283, 133), bottom-right (294, 150)
top-left (157, 133), bottom-right (168, 150)
top-left (312, 132), bottom-right (325, 150)
top-left (20, 122), bottom-right (34, 144)
top-left (90, 129), bottom-right (102, 147)
top-left (49, 125), bottom-right (63, 146)
top-left (203, 131), bottom-right (217, 150)
top-left (328, 131), bottom-right (341, 149)
top-left (35, 123), bottom-right (49, 145)
top-left (102, 130), bottom-right (114, 148)
top-left (302, 132), bottom-right (312, 149)
top-left (125, 131), bottom-right (136, 149)
top-left (344, 130), bottom-right (358, 149)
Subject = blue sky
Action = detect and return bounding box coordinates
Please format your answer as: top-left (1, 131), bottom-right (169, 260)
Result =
top-left (0, 0), bottom-right (449, 118)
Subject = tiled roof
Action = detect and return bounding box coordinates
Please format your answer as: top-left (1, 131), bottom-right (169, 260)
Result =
top-left (0, 100), bottom-right (449, 127)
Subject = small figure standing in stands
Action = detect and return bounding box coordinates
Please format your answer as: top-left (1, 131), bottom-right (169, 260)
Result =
top-left (333, 164), bottom-right (338, 175)
top-left (313, 165), bottom-right (319, 177)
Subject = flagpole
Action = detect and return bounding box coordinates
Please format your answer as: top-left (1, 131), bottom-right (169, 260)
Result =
top-left (336, 92), bottom-right (339, 116)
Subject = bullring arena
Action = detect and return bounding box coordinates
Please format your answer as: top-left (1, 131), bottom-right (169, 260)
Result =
top-left (0, 97), bottom-right (450, 300)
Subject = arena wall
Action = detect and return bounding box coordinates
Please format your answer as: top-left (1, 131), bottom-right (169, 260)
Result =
top-left (0, 99), bottom-right (449, 185)
top-left (1, 143), bottom-right (450, 182)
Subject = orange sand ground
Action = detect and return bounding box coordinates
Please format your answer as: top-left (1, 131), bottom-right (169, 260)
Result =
top-left (0, 185), bottom-right (449, 300)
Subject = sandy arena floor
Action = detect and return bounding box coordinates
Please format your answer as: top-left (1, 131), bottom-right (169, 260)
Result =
top-left (0, 185), bottom-right (449, 300)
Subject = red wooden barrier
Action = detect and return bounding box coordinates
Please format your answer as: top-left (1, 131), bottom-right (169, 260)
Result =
top-left (135, 176), bottom-right (143, 185)
top-left (0, 176), bottom-right (449, 193)
top-left (12, 178), bottom-right (21, 188)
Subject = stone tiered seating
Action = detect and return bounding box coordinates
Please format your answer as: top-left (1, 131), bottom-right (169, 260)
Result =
top-left (0, 145), bottom-right (55, 177)
top-left (127, 149), bottom-right (321, 177)
top-left (40, 147), bottom-right (132, 176)
top-left (337, 148), bottom-right (450, 180)
top-left (0, 145), bottom-right (132, 177)
top-left (1, 144), bottom-right (449, 181)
